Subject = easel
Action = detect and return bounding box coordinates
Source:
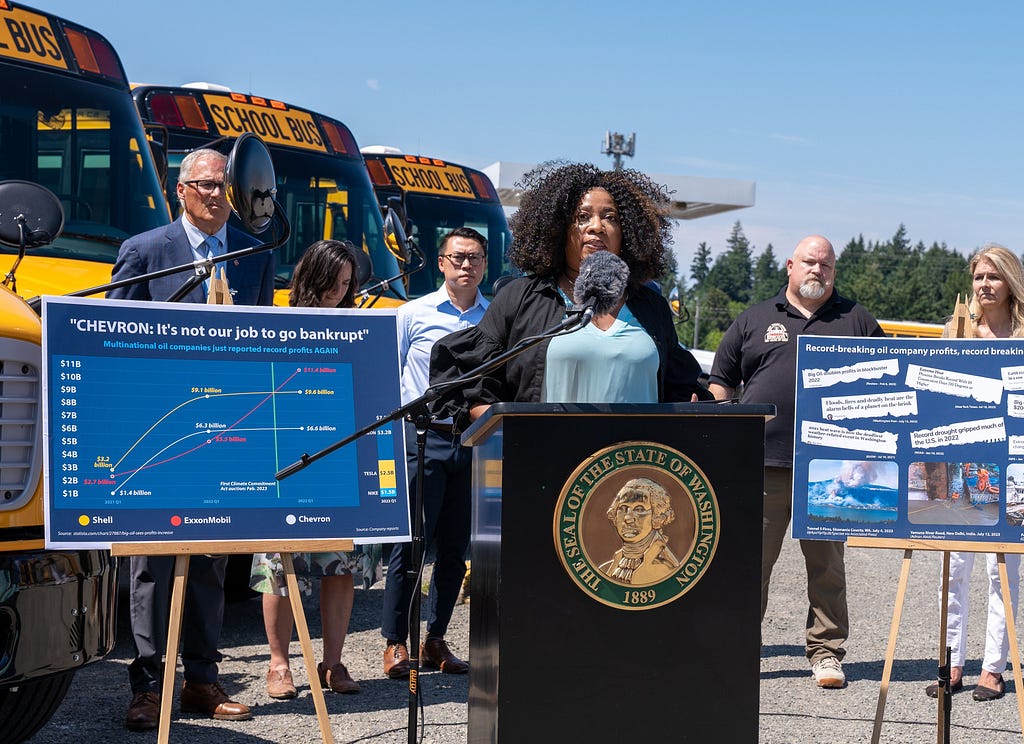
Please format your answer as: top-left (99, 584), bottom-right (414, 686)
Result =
top-left (111, 539), bottom-right (354, 744)
top-left (847, 537), bottom-right (1024, 744)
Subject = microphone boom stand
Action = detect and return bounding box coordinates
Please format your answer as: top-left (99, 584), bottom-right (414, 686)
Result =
top-left (26, 201), bottom-right (290, 312)
top-left (275, 305), bottom-right (593, 744)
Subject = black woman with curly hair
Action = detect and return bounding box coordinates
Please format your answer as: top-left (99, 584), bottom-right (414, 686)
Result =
top-left (429, 161), bottom-right (710, 430)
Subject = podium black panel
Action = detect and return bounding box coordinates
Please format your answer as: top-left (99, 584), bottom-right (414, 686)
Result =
top-left (462, 403), bottom-right (772, 744)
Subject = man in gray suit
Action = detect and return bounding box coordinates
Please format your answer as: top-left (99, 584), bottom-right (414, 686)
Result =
top-left (110, 148), bottom-right (275, 729)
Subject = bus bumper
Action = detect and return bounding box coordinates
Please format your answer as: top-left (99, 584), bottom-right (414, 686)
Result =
top-left (0, 549), bottom-right (117, 685)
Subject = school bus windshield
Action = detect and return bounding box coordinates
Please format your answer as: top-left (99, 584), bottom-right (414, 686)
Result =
top-left (134, 86), bottom-right (406, 304)
top-left (400, 193), bottom-right (512, 298)
top-left (363, 153), bottom-right (513, 298)
top-left (0, 68), bottom-right (168, 265)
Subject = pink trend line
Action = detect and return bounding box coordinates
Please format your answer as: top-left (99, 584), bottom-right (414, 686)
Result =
top-left (112, 368), bottom-right (302, 479)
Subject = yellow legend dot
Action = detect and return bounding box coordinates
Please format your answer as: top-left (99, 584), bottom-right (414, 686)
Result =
top-left (78, 515), bottom-right (90, 526)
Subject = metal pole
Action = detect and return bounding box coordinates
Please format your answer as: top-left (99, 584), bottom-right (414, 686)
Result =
top-left (693, 297), bottom-right (701, 349)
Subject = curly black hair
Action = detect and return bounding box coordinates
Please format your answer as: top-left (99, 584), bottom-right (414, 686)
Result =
top-left (507, 161), bottom-right (673, 288)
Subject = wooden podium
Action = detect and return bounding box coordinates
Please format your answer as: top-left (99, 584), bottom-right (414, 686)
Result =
top-left (461, 403), bottom-right (774, 743)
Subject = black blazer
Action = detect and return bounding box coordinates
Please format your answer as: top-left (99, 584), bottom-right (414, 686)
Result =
top-left (429, 275), bottom-right (711, 431)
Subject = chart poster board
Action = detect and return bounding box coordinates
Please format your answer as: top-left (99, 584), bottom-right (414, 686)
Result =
top-left (793, 335), bottom-right (1024, 543)
top-left (42, 297), bottom-right (410, 549)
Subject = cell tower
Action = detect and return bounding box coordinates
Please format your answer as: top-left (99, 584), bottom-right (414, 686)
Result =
top-left (601, 131), bottom-right (635, 170)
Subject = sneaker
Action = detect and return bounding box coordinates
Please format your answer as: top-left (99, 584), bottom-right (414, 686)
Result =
top-left (811, 656), bottom-right (846, 688)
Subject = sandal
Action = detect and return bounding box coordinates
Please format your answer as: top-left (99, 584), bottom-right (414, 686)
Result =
top-left (925, 678), bottom-right (963, 698)
top-left (972, 676), bottom-right (1005, 702)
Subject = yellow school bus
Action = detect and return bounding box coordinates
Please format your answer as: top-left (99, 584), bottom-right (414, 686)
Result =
top-left (0, 3), bottom-right (152, 738)
top-left (879, 320), bottom-right (945, 338)
top-left (0, 9), bottom-right (169, 301)
top-left (132, 84), bottom-right (408, 307)
top-left (362, 147), bottom-right (513, 298)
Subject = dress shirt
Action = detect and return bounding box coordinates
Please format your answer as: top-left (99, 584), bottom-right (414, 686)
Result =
top-left (397, 284), bottom-right (489, 408)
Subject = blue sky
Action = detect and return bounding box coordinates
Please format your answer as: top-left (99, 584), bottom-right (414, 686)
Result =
top-left (39, 0), bottom-right (1024, 280)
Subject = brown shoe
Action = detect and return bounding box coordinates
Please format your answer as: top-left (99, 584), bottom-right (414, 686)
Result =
top-left (421, 637), bottom-right (469, 674)
top-left (383, 642), bottom-right (411, 679)
top-left (125, 691), bottom-right (160, 731)
top-left (266, 667), bottom-right (297, 699)
top-left (318, 661), bottom-right (360, 694)
top-left (180, 681), bottom-right (252, 720)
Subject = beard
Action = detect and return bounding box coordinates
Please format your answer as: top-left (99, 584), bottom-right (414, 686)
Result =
top-left (799, 277), bottom-right (828, 300)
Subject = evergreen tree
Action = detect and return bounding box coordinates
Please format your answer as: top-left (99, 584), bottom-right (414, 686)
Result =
top-left (658, 247), bottom-right (680, 297)
top-left (706, 222), bottom-right (753, 303)
top-left (692, 286), bottom-right (735, 350)
top-left (697, 223), bottom-right (967, 350)
top-left (690, 242), bottom-right (712, 287)
top-left (751, 244), bottom-right (785, 302)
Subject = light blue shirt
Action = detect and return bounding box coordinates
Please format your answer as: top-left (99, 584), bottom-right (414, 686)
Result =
top-left (398, 285), bottom-right (489, 413)
top-left (180, 217), bottom-right (229, 297)
top-left (542, 304), bottom-right (659, 403)
top-left (180, 216), bottom-right (228, 260)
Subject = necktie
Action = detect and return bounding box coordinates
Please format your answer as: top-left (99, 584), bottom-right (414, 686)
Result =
top-left (205, 235), bottom-right (221, 260)
top-left (203, 236), bottom-right (221, 295)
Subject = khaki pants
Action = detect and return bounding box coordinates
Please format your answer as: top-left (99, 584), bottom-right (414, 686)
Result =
top-left (762, 466), bottom-right (848, 664)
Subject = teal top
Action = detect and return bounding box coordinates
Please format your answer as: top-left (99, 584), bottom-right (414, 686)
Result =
top-left (542, 304), bottom-right (659, 403)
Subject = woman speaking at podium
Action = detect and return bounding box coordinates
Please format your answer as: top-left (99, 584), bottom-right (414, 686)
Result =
top-left (928, 243), bottom-right (1024, 702)
top-left (429, 161), bottom-right (710, 424)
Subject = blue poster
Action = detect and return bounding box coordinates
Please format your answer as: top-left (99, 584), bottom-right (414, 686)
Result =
top-left (793, 335), bottom-right (1024, 543)
top-left (42, 297), bottom-right (409, 548)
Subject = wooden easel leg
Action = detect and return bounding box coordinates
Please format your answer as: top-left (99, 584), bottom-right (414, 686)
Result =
top-left (871, 548), bottom-right (914, 744)
top-left (281, 553), bottom-right (335, 744)
top-left (158, 554), bottom-right (189, 744)
top-left (995, 553), bottom-right (1024, 742)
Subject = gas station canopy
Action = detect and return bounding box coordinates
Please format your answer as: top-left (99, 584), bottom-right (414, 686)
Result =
top-left (482, 161), bottom-right (755, 220)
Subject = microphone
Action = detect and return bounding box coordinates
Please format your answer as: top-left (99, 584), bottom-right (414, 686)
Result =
top-left (573, 251), bottom-right (629, 325)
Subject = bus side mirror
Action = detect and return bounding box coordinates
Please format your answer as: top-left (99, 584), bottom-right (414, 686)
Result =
top-left (144, 124), bottom-right (169, 185)
top-left (383, 196), bottom-right (411, 263)
top-left (351, 245), bottom-right (373, 287)
top-left (669, 285), bottom-right (690, 323)
top-left (225, 132), bottom-right (277, 234)
top-left (0, 180), bottom-right (64, 249)
top-left (0, 180), bottom-right (64, 290)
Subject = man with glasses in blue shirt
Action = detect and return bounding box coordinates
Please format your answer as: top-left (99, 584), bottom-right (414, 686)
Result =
top-left (110, 148), bottom-right (274, 729)
top-left (381, 227), bottom-right (489, 678)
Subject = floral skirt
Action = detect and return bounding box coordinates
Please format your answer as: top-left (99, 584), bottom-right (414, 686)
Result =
top-left (250, 547), bottom-right (382, 596)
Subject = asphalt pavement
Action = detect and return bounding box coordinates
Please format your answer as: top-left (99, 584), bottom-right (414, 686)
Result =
top-left (27, 536), bottom-right (1024, 743)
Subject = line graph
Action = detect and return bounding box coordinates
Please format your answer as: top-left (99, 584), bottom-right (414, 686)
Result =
top-left (52, 355), bottom-right (361, 510)
top-left (42, 296), bottom-right (409, 547)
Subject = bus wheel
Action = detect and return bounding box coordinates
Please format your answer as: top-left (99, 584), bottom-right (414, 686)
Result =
top-left (0, 671), bottom-right (75, 743)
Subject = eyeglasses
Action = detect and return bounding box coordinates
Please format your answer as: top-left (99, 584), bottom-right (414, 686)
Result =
top-left (184, 179), bottom-right (227, 195)
top-left (441, 253), bottom-right (485, 267)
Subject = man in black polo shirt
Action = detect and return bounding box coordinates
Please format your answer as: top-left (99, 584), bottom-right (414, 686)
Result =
top-left (708, 234), bottom-right (884, 689)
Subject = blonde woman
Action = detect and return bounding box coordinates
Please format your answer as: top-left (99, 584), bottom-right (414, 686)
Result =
top-left (927, 243), bottom-right (1024, 702)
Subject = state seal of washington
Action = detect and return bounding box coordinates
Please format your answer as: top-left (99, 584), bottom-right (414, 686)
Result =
top-left (552, 441), bottom-right (720, 610)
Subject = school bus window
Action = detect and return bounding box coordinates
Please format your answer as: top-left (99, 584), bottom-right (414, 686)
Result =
top-left (81, 151), bottom-right (110, 223)
top-left (36, 153), bottom-right (63, 193)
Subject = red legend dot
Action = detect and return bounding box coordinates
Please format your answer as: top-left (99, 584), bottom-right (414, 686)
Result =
top-left (170, 515), bottom-right (182, 526)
